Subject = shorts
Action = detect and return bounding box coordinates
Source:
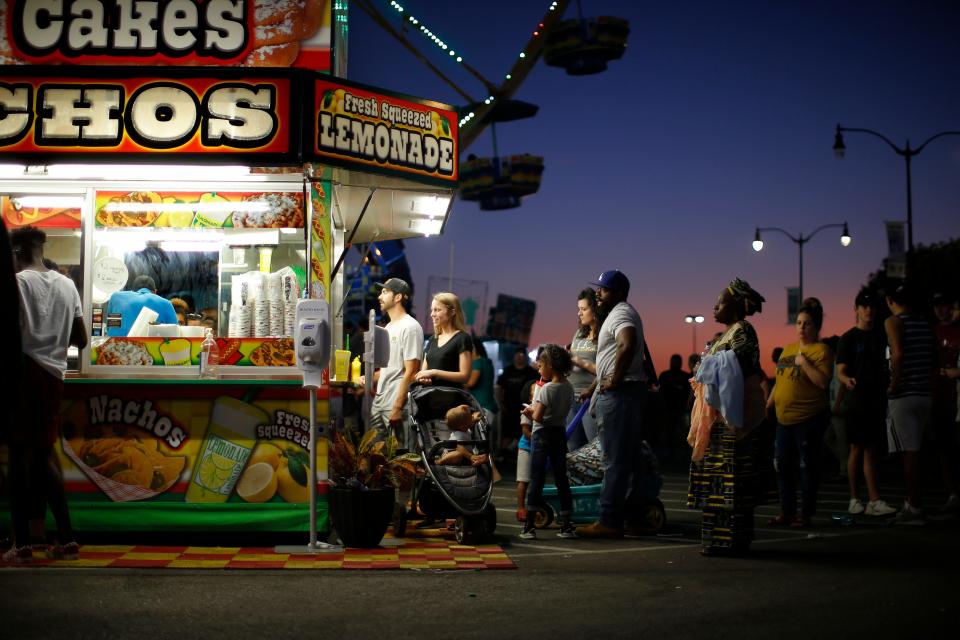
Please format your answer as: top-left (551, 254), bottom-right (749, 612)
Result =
top-left (516, 448), bottom-right (531, 483)
top-left (887, 396), bottom-right (932, 453)
top-left (845, 404), bottom-right (887, 447)
top-left (368, 408), bottom-right (413, 449)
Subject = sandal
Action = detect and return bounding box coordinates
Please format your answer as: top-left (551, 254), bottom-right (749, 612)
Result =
top-left (768, 514), bottom-right (793, 526)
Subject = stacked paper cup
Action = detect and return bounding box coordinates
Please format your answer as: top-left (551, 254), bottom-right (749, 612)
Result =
top-left (279, 267), bottom-right (300, 337)
top-left (250, 273), bottom-right (270, 338)
top-left (229, 275), bottom-right (253, 338)
top-left (266, 273), bottom-right (284, 337)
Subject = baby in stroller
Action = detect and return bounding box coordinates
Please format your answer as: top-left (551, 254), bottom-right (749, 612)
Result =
top-left (401, 386), bottom-right (497, 544)
top-left (437, 405), bottom-right (490, 467)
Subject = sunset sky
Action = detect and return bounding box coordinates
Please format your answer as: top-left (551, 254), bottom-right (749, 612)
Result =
top-left (348, 0), bottom-right (960, 375)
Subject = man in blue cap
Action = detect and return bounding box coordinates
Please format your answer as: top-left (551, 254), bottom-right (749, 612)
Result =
top-left (577, 269), bottom-right (648, 538)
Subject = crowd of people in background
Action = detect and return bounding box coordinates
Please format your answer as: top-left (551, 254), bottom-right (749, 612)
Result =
top-left (345, 266), bottom-right (960, 552)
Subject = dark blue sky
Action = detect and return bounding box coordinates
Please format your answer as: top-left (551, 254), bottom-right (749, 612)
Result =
top-left (347, 0), bottom-right (960, 371)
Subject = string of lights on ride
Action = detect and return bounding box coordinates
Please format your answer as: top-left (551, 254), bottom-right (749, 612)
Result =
top-left (386, 1), bottom-right (561, 128)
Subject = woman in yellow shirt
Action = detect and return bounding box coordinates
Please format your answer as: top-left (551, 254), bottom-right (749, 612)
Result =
top-left (769, 299), bottom-right (834, 528)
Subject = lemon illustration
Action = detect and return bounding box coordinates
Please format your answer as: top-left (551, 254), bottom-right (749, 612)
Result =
top-left (211, 453), bottom-right (235, 471)
top-left (198, 456), bottom-right (229, 491)
top-left (276, 454), bottom-right (310, 503)
top-left (236, 462), bottom-right (277, 503)
top-left (249, 441), bottom-right (283, 470)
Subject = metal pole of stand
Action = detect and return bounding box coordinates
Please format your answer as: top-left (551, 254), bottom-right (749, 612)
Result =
top-left (276, 385), bottom-right (341, 554)
top-left (307, 387), bottom-right (319, 547)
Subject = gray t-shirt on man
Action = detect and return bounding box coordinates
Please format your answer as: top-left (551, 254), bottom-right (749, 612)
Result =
top-left (371, 313), bottom-right (424, 418)
top-left (595, 301), bottom-right (646, 384)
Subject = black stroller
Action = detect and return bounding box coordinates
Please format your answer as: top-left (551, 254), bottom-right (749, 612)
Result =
top-left (399, 385), bottom-right (497, 544)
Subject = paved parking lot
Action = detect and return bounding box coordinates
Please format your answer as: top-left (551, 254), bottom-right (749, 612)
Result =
top-left (2, 466), bottom-right (957, 640)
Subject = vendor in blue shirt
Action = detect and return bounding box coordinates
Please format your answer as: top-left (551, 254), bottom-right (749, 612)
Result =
top-left (106, 275), bottom-right (179, 336)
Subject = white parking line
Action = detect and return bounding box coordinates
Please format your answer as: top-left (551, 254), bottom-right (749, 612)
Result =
top-left (511, 527), bottom-right (877, 559)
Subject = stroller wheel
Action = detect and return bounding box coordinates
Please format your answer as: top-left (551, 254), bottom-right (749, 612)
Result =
top-left (640, 499), bottom-right (667, 534)
top-left (454, 516), bottom-right (483, 545)
top-left (534, 504), bottom-right (556, 529)
top-left (483, 503), bottom-right (497, 536)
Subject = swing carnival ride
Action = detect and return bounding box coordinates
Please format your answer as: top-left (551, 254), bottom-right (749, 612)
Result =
top-left (355, 1), bottom-right (630, 211)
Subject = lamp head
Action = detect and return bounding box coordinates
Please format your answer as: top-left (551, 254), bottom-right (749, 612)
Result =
top-left (833, 128), bottom-right (846, 159)
top-left (752, 229), bottom-right (763, 252)
top-left (841, 222), bottom-right (852, 247)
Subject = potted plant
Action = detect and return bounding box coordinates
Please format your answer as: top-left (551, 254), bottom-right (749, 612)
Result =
top-left (327, 428), bottom-right (421, 547)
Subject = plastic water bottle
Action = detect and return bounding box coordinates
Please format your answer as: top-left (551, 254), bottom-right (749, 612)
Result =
top-left (199, 329), bottom-right (220, 379)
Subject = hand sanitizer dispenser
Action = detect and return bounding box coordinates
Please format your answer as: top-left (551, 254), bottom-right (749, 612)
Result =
top-left (294, 299), bottom-right (331, 389)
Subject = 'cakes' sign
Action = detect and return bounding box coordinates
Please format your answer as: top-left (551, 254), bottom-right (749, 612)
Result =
top-left (6, 0), bottom-right (254, 65)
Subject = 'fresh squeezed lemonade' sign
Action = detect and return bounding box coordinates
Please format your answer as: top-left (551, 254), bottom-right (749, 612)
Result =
top-left (311, 79), bottom-right (459, 184)
top-left (0, 70), bottom-right (295, 159)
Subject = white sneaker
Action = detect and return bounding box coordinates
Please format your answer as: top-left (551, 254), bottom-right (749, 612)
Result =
top-left (848, 498), bottom-right (865, 515)
top-left (893, 502), bottom-right (926, 526)
top-left (865, 499), bottom-right (896, 516)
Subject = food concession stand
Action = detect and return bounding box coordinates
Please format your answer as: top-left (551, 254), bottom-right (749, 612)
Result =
top-left (0, 0), bottom-right (458, 534)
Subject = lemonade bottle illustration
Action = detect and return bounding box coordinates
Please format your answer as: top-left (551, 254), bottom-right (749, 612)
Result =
top-left (185, 396), bottom-right (270, 502)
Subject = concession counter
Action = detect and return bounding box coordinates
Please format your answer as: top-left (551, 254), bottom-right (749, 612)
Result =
top-left (0, 0), bottom-right (458, 533)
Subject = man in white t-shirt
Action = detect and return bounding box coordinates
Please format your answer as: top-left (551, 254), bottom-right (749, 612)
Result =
top-left (577, 269), bottom-right (648, 539)
top-left (4, 226), bottom-right (87, 564)
top-left (363, 278), bottom-right (424, 445)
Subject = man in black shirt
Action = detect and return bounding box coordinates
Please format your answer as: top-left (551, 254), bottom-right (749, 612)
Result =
top-left (657, 354), bottom-right (690, 459)
top-left (836, 288), bottom-right (896, 517)
top-left (495, 348), bottom-right (540, 455)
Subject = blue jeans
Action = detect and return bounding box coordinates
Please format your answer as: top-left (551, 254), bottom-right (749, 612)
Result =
top-left (774, 414), bottom-right (828, 517)
top-left (525, 426), bottom-right (572, 515)
top-left (566, 400), bottom-right (599, 451)
top-left (596, 382), bottom-right (647, 528)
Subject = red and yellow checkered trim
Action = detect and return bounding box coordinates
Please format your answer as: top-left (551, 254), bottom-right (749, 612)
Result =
top-left (1, 542), bottom-right (515, 570)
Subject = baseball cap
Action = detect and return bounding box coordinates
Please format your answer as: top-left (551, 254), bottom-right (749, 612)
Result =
top-left (854, 289), bottom-right (875, 307)
top-left (590, 269), bottom-right (630, 292)
top-left (375, 278), bottom-right (411, 296)
top-left (932, 292), bottom-right (953, 306)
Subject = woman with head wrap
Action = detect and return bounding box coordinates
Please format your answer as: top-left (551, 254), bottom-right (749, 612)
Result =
top-left (687, 278), bottom-right (768, 556)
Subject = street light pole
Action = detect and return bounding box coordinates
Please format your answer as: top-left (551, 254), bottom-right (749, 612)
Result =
top-left (752, 222), bottom-right (851, 306)
top-left (684, 314), bottom-right (704, 355)
top-left (833, 125), bottom-right (960, 256)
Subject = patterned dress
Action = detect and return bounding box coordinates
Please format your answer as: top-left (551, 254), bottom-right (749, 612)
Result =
top-left (687, 320), bottom-right (766, 551)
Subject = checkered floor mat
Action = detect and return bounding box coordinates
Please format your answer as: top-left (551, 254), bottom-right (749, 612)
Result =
top-left (0, 540), bottom-right (515, 570)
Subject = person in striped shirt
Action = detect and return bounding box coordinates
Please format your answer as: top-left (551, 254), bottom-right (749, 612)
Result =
top-left (884, 284), bottom-right (936, 525)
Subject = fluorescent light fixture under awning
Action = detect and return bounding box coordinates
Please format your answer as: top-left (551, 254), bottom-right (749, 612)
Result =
top-left (328, 168), bottom-right (456, 243)
top-left (42, 164), bottom-right (252, 180)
